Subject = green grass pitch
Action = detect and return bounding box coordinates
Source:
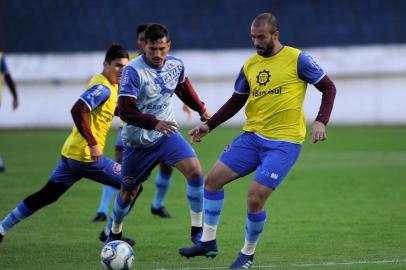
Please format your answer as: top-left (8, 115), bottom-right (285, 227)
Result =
top-left (0, 126), bottom-right (405, 269)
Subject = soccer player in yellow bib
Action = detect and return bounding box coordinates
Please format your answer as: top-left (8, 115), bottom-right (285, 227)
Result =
top-left (179, 13), bottom-right (337, 268)
top-left (0, 44), bottom-right (135, 246)
top-left (0, 51), bottom-right (19, 172)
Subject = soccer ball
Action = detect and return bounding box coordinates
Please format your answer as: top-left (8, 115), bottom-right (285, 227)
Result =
top-left (100, 240), bottom-right (135, 270)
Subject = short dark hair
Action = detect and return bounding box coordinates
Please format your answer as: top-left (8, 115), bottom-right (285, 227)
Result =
top-left (104, 43), bottom-right (129, 63)
top-left (144, 23), bottom-right (170, 43)
top-left (136, 24), bottom-right (149, 37)
top-left (252, 13), bottom-right (279, 33)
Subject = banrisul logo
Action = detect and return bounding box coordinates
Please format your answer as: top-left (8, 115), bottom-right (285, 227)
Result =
top-left (252, 86), bottom-right (282, 97)
top-left (256, 69), bottom-right (271, 86)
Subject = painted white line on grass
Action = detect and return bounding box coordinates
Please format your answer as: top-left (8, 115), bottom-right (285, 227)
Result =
top-left (162, 258), bottom-right (406, 270)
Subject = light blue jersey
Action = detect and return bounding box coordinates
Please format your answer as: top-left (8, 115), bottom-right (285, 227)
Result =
top-left (119, 54), bottom-right (185, 148)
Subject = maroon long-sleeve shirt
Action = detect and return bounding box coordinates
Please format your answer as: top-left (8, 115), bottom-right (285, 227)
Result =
top-left (206, 75), bottom-right (336, 131)
top-left (119, 76), bottom-right (207, 130)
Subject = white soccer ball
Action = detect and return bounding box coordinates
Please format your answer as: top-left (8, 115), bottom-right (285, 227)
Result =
top-left (100, 240), bottom-right (135, 270)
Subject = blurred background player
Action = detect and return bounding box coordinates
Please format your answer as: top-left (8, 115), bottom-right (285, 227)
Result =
top-left (0, 51), bottom-right (19, 172)
top-left (0, 44), bottom-right (136, 246)
top-left (92, 24), bottom-right (193, 223)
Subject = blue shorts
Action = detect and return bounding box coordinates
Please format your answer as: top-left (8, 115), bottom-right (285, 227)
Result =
top-left (50, 156), bottom-right (121, 188)
top-left (220, 132), bottom-right (302, 189)
top-left (122, 131), bottom-right (196, 185)
top-left (115, 127), bottom-right (124, 149)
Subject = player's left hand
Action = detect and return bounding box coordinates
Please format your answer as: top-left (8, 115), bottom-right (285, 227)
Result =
top-left (310, 121), bottom-right (327, 144)
top-left (182, 105), bottom-right (193, 121)
top-left (200, 111), bottom-right (212, 122)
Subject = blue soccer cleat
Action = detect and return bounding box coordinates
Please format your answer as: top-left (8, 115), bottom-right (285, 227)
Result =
top-left (229, 252), bottom-right (254, 269)
top-left (179, 240), bottom-right (218, 258)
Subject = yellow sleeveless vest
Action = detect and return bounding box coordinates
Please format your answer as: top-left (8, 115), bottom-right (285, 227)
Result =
top-left (242, 46), bottom-right (307, 143)
top-left (61, 74), bottom-right (118, 162)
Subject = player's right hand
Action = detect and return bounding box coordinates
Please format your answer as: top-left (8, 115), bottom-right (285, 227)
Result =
top-left (155, 120), bottom-right (178, 136)
top-left (90, 144), bottom-right (103, 162)
top-left (188, 124), bottom-right (210, 143)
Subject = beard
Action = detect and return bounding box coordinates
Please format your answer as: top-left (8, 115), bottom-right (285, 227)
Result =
top-left (256, 41), bottom-right (275, 57)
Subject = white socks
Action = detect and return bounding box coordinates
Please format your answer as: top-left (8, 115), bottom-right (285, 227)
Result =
top-left (200, 223), bottom-right (217, 242)
top-left (190, 210), bottom-right (203, 227)
top-left (111, 221), bottom-right (123, 234)
top-left (241, 239), bottom-right (257, 255)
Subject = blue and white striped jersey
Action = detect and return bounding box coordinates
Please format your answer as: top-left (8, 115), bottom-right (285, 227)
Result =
top-left (119, 54), bottom-right (185, 148)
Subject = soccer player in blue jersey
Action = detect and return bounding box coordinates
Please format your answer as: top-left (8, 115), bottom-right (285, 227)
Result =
top-left (0, 44), bottom-right (136, 246)
top-left (92, 24), bottom-right (193, 224)
top-left (0, 51), bottom-right (18, 172)
top-left (106, 23), bottom-right (211, 246)
top-left (179, 13), bottom-right (337, 269)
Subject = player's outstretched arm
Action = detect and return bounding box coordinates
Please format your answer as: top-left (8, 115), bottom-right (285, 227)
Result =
top-left (188, 124), bottom-right (210, 143)
top-left (310, 75), bottom-right (336, 144)
top-left (200, 111), bottom-right (212, 122)
top-left (175, 77), bottom-right (208, 117)
top-left (310, 121), bottom-right (327, 144)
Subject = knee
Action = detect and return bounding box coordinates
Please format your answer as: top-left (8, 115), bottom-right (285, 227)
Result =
top-left (121, 176), bottom-right (143, 205)
top-left (247, 192), bottom-right (264, 212)
top-left (122, 176), bottom-right (136, 189)
top-left (159, 163), bottom-right (173, 175)
top-left (184, 164), bottom-right (202, 180)
top-left (204, 174), bottom-right (222, 191)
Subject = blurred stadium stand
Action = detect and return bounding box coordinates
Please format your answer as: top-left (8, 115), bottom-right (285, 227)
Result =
top-left (0, 0), bottom-right (406, 128)
top-left (1, 0), bottom-right (406, 52)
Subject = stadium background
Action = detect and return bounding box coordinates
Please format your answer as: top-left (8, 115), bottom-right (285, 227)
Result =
top-left (0, 1), bottom-right (405, 269)
top-left (0, 0), bottom-right (406, 128)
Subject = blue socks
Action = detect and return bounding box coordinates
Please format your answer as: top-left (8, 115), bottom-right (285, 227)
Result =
top-left (203, 189), bottom-right (224, 225)
top-left (112, 195), bottom-right (131, 225)
top-left (186, 177), bottom-right (204, 212)
top-left (0, 201), bottom-right (34, 233)
top-left (97, 185), bottom-right (117, 215)
top-left (245, 210), bottom-right (266, 243)
top-left (152, 171), bottom-right (172, 209)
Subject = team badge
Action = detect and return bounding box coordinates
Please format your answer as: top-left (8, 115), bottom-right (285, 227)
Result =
top-left (256, 69), bottom-right (271, 86)
top-left (113, 163), bottom-right (121, 175)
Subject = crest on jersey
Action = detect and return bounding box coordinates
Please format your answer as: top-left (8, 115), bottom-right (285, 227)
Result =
top-left (256, 69), bottom-right (271, 86)
top-left (113, 163), bottom-right (121, 175)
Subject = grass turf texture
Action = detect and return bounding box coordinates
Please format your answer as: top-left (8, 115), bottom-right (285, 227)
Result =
top-left (0, 126), bottom-right (405, 269)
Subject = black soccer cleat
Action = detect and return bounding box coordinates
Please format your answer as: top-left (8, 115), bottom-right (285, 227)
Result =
top-left (0, 234), bottom-right (3, 243)
top-left (151, 206), bottom-right (172, 218)
top-left (100, 230), bottom-right (136, 247)
top-left (179, 240), bottom-right (218, 259)
top-left (191, 226), bottom-right (203, 244)
top-left (91, 212), bottom-right (107, 222)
